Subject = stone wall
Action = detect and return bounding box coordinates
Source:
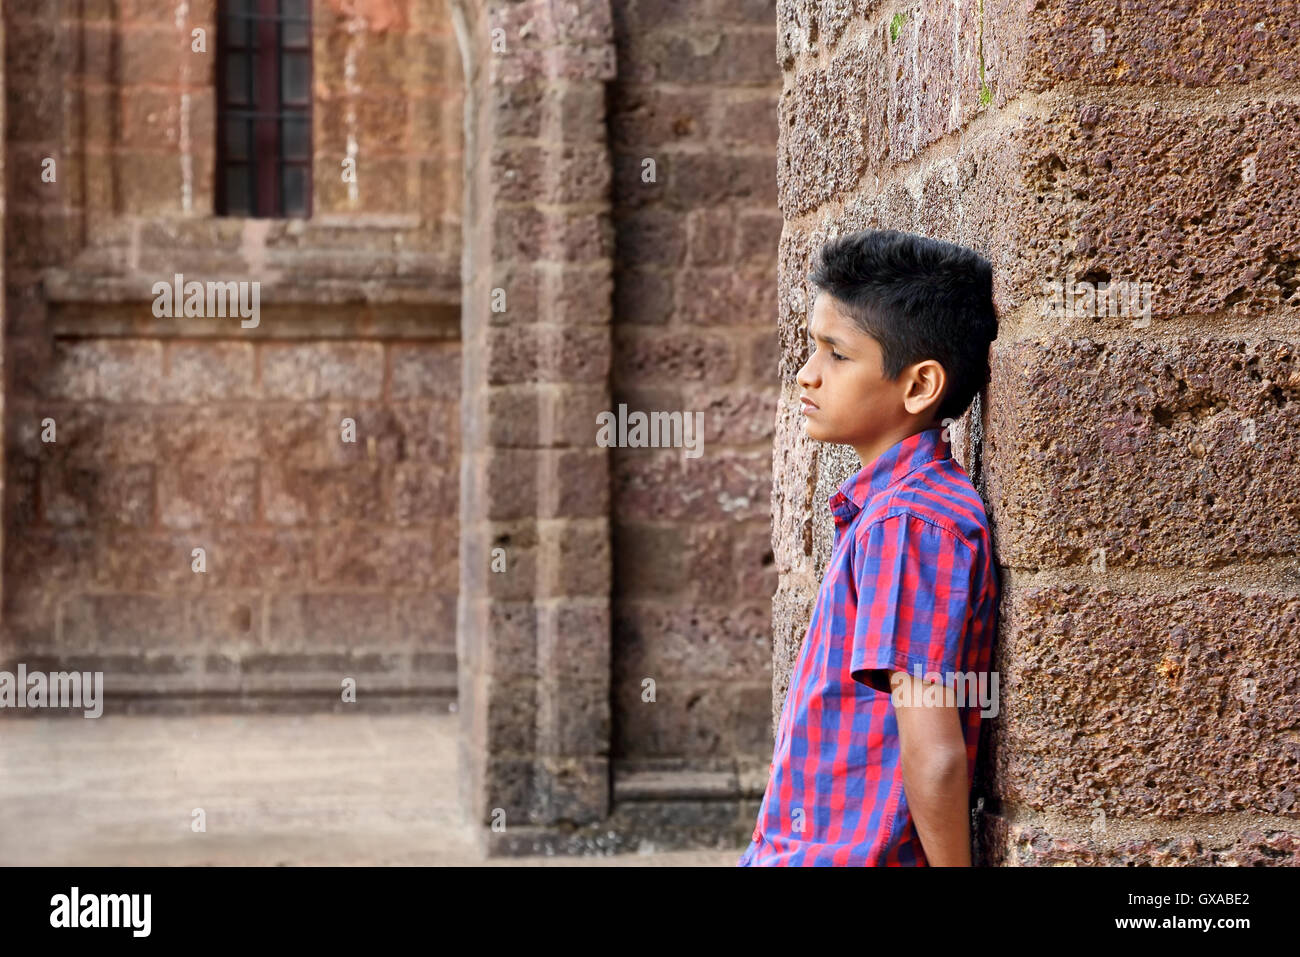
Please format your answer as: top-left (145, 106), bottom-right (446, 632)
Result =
top-left (452, 0), bottom-right (785, 855)
top-left (3, 0), bottom-right (465, 708)
top-left (773, 0), bottom-right (1299, 865)
top-left (606, 0), bottom-right (782, 791)
top-left (0, 0), bottom-right (793, 857)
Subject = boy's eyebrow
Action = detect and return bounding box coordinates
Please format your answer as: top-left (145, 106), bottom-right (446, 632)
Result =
top-left (805, 322), bottom-right (843, 348)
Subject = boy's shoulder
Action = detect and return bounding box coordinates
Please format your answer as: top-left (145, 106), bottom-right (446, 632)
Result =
top-left (856, 456), bottom-right (992, 554)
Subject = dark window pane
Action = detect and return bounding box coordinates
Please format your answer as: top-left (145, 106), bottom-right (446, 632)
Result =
top-left (253, 115), bottom-right (277, 157)
top-left (282, 166), bottom-right (307, 216)
top-left (282, 18), bottom-right (309, 47)
top-left (217, 0), bottom-right (311, 219)
top-left (221, 14), bottom-right (248, 48)
top-left (224, 165), bottom-right (251, 214)
top-left (281, 52), bottom-right (309, 105)
top-left (226, 116), bottom-right (250, 160)
top-left (281, 115), bottom-right (309, 161)
top-left (225, 52), bottom-right (249, 103)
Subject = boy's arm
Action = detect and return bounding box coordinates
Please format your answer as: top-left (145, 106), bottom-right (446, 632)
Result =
top-left (890, 669), bottom-right (971, 866)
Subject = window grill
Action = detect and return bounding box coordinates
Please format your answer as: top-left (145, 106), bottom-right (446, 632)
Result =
top-left (215, 0), bottom-right (312, 217)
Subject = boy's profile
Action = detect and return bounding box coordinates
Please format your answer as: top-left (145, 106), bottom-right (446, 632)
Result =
top-left (738, 228), bottom-right (1001, 867)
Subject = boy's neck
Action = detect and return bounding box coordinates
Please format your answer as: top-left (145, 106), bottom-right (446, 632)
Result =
top-left (853, 420), bottom-right (938, 470)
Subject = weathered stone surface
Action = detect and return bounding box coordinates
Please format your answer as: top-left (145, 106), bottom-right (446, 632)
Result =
top-left (614, 601), bottom-right (772, 678)
top-left (1013, 100), bottom-right (1300, 319)
top-left (611, 449), bottom-right (771, 522)
top-left (261, 344), bottom-right (386, 401)
top-left (773, 0), bottom-right (1300, 868)
top-left (1003, 1), bottom-right (1298, 91)
top-left (993, 582), bottom-right (1300, 818)
top-left (985, 338), bottom-right (1300, 569)
top-left (982, 815), bottom-right (1300, 866)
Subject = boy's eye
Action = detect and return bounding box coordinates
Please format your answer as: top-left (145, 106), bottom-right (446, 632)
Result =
top-left (807, 337), bottom-right (846, 361)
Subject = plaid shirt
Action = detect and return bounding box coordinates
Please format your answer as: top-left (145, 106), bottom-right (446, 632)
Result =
top-left (738, 426), bottom-right (999, 866)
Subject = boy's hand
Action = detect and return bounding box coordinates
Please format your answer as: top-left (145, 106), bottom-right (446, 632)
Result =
top-left (889, 669), bottom-right (972, 866)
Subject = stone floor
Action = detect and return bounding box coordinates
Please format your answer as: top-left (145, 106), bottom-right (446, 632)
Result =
top-left (0, 712), bottom-right (744, 866)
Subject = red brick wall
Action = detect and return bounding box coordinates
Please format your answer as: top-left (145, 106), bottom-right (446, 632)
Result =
top-left (3, 0), bottom-right (464, 708)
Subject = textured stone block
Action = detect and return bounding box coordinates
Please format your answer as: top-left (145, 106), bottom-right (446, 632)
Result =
top-left (537, 679), bottom-right (609, 757)
top-left (985, 338), bottom-right (1300, 568)
top-left (39, 463), bottom-right (154, 527)
top-left (261, 343), bottom-right (385, 400)
top-left (160, 342), bottom-right (256, 402)
top-left (537, 448), bottom-right (609, 519)
top-left (158, 462), bottom-right (258, 528)
top-left (389, 343), bottom-right (461, 400)
top-left (998, 1), bottom-right (1298, 91)
top-left (536, 599), bottom-right (609, 681)
top-left (983, 814), bottom-right (1300, 866)
top-left (95, 532), bottom-right (208, 591)
top-left (612, 679), bottom-right (732, 757)
top-left (190, 594), bottom-right (259, 648)
top-left (614, 601), bottom-right (771, 678)
top-left (203, 529), bottom-right (314, 588)
top-left (392, 463), bottom-right (458, 522)
top-left (481, 600), bottom-right (538, 681)
top-left (47, 341), bottom-right (163, 402)
top-left (611, 449), bottom-right (771, 521)
top-left (258, 404), bottom-right (331, 468)
top-left (994, 582), bottom-right (1300, 818)
top-left (63, 594), bottom-right (190, 652)
top-left (314, 464), bottom-right (387, 522)
top-left (537, 521), bottom-right (610, 599)
top-left (157, 406), bottom-right (259, 461)
top-left (1013, 101), bottom-right (1300, 318)
top-left (314, 524), bottom-right (450, 589)
top-left (612, 328), bottom-right (739, 384)
top-left (267, 593), bottom-right (396, 650)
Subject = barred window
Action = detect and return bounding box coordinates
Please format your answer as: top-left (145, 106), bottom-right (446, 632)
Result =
top-left (216, 0), bottom-right (313, 217)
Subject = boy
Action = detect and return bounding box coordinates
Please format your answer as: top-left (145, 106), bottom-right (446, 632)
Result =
top-left (738, 229), bottom-right (1000, 867)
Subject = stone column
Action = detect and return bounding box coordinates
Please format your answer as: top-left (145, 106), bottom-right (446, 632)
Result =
top-left (450, 0), bottom-right (617, 855)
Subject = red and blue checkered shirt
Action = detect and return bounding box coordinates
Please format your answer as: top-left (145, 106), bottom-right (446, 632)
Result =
top-left (738, 426), bottom-right (999, 866)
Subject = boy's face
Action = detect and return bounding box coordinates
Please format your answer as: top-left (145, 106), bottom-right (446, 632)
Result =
top-left (796, 291), bottom-right (945, 464)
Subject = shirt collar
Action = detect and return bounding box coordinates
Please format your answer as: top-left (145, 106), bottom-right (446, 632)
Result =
top-left (828, 427), bottom-right (951, 527)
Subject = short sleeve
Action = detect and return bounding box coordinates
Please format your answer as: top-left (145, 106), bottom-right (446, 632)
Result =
top-left (847, 513), bottom-right (976, 695)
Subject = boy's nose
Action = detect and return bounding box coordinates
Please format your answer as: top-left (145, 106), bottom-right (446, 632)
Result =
top-left (796, 356), bottom-right (817, 390)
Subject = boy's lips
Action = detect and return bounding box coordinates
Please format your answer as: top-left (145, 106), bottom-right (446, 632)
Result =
top-left (800, 395), bottom-right (819, 413)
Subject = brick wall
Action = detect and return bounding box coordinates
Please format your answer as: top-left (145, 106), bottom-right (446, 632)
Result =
top-left (3, 0), bottom-right (465, 708)
top-left (774, 0), bottom-right (1299, 864)
top-left (451, 0), bottom-right (787, 855)
top-left (607, 0), bottom-right (782, 785)
top-left (450, 0), bottom-right (619, 852)
top-left (1, 0), bottom-right (794, 855)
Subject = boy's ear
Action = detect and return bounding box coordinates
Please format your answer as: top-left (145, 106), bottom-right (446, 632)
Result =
top-left (902, 359), bottom-right (945, 419)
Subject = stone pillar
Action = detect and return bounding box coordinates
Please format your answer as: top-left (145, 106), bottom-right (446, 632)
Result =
top-left (0, 2), bottom-right (6, 618)
top-left (450, 0), bottom-right (617, 855)
top-left (773, 2), bottom-right (1299, 864)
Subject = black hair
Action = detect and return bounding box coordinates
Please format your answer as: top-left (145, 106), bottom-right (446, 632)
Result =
top-left (806, 228), bottom-right (998, 425)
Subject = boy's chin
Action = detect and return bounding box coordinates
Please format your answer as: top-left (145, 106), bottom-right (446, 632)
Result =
top-left (802, 418), bottom-right (835, 442)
